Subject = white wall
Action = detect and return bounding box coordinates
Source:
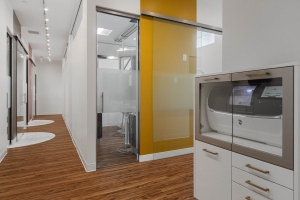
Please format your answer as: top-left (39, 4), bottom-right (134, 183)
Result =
top-left (223, 0), bottom-right (300, 72)
top-left (36, 61), bottom-right (62, 115)
top-left (197, 0), bottom-right (222, 28)
top-left (0, 0), bottom-right (14, 162)
top-left (62, 0), bottom-right (139, 172)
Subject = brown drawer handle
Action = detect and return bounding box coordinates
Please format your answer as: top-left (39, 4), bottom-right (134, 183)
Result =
top-left (245, 180), bottom-right (269, 192)
top-left (203, 149), bottom-right (218, 155)
top-left (245, 164), bottom-right (269, 174)
top-left (204, 78), bottom-right (219, 81)
top-left (245, 196), bottom-right (251, 200)
top-left (246, 72), bottom-right (270, 77)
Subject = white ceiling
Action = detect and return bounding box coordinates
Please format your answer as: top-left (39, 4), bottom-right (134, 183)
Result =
top-left (10, 0), bottom-right (78, 61)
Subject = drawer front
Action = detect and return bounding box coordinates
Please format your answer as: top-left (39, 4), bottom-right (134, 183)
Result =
top-left (232, 181), bottom-right (269, 200)
top-left (232, 153), bottom-right (293, 189)
top-left (196, 73), bottom-right (231, 83)
top-left (194, 141), bottom-right (231, 200)
top-left (232, 167), bottom-right (293, 200)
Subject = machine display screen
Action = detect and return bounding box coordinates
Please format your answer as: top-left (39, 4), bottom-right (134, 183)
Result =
top-left (261, 86), bottom-right (282, 98)
top-left (229, 86), bottom-right (257, 106)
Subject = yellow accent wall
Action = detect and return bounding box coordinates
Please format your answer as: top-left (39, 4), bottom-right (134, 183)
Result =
top-left (140, 15), bottom-right (154, 155)
top-left (140, 0), bottom-right (196, 155)
top-left (141, 0), bottom-right (197, 22)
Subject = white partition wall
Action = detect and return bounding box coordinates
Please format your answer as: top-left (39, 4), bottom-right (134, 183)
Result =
top-left (62, 0), bottom-right (140, 172)
top-left (223, 0), bottom-right (300, 72)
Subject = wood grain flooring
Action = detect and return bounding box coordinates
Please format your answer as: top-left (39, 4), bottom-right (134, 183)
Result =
top-left (0, 115), bottom-right (195, 200)
top-left (97, 126), bottom-right (137, 168)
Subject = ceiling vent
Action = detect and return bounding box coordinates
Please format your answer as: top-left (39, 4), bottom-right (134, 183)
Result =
top-left (114, 24), bottom-right (138, 42)
top-left (28, 30), bottom-right (39, 35)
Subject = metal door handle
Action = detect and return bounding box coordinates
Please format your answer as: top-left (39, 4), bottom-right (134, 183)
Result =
top-left (245, 180), bottom-right (269, 192)
top-left (245, 196), bottom-right (251, 200)
top-left (245, 164), bottom-right (269, 174)
top-left (204, 78), bottom-right (219, 81)
top-left (203, 149), bottom-right (218, 155)
top-left (102, 92), bottom-right (104, 113)
top-left (246, 72), bottom-right (270, 77)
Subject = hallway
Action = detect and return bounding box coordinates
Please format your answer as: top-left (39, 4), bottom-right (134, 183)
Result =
top-left (0, 115), bottom-right (194, 199)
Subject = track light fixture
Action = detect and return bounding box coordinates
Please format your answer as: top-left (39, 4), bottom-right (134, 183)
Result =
top-left (43, 0), bottom-right (51, 62)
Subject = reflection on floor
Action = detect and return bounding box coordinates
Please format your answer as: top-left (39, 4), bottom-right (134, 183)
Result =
top-left (9, 132), bottom-right (55, 148)
top-left (17, 120), bottom-right (54, 127)
top-left (97, 126), bottom-right (137, 168)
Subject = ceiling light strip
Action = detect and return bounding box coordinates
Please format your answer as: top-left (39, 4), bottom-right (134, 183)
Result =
top-left (43, 0), bottom-right (51, 62)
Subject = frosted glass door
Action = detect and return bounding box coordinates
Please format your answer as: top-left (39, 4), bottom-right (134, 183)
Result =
top-left (97, 69), bottom-right (137, 114)
top-left (152, 18), bottom-right (196, 154)
top-left (16, 41), bottom-right (27, 141)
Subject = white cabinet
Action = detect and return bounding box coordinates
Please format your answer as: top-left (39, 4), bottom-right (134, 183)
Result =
top-left (232, 182), bottom-right (269, 200)
top-left (232, 153), bottom-right (293, 189)
top-left (194, 141), bottom-right (231, 200)
top-left (232, 167), bottom-right (293, 200)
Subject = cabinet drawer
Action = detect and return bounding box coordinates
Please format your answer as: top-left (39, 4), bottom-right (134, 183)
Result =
top-left (232, 167), bottom-right (293, 200)
top-left (232, 181), bottom-right (269, 200)
top-left (232, 153), bottom-right (293, 189)
top-left (194, 141), bottom-right (231, 200)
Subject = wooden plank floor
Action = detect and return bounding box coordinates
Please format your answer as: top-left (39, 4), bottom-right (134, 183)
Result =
top-left (97, 126), bottom-right (137, 168)
top-left (0, 115), bottom-right (195, 200)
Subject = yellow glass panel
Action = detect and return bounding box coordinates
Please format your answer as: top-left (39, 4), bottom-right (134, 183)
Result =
top-left (153, 18), bottom-right (197, 153)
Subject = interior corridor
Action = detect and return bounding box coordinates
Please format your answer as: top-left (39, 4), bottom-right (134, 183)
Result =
top-left (0, 115), bottom-right (194, 200)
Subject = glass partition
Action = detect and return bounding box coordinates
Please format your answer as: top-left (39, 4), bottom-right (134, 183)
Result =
top-left (16, 41), bottom-right (27, 141)
top-left (196, 29), bottom-right (222, 75)
top-left (96, 12), bottom-right (139, 168)
top-left (152, 18), bottom-right (196, 155)
top-left (7, 34), bottom-right (12, 142)
top-left (232, 78), bottom-right (283, 156)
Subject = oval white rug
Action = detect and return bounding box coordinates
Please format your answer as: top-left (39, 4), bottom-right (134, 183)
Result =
top-left (9, 132), bottom-right (55, 148)
top-left (17, 120), bottom-right (54, 128)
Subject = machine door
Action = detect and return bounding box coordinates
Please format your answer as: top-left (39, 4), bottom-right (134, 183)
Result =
top-left (195, 74), bottom-right (233, 150)
top-left (232, 66), bottom-right (294, 170)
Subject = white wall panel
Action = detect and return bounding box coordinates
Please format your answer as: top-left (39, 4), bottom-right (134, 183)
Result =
top-left (223, 0), bottom-right (300, 72)
top-left (36, 61), bottom-right (62, 115)
top-left (0, 0), bottom-right (14, 162)
top-left (197, 0), bottom-right (222, 28)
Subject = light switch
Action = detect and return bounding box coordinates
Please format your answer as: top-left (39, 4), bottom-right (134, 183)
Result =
top-left (183, 54), bottom-right (187, 62)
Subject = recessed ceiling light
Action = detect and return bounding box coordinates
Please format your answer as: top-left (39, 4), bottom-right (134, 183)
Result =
top-left (47, 33), bottom-right (49, 36)
top-left (133, 38), bottom-right (136, 40)
top-left (44, 8), bottom-right (48, 11)
top-left (107, 56), bottom-right (117, 60)
top-left (45, 19), bottom-right (49, 22)
top-left (116, 48), bottom-right (134, 52)
top-left (46, 27), bottom-right (49, 30)
top-left (47, 43), bottom-right (50, 46)
top-left (97, 28), bottom-right (112, 36)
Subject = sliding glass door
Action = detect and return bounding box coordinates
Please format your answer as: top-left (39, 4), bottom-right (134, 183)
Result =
top-left (16, 41), bottom-right (28, 141)
top-left (96, 11), bottom-right (139, 168)
top-left (7, 34), bottom-right (12, 143)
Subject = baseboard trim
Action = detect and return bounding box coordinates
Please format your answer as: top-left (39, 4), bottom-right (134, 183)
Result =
top-left (139, 154), bottom-right (154, 162)
top-left (0, 148), bottom-right (7, 163)
top-left (63, 116), bottom-right (96, 172)
top-left (153, 147), bottom-right (194, 160)
top-left (139, 147), bottom-right (194, 162)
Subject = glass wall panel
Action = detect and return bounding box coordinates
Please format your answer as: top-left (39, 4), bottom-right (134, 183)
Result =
top-left (232, 78), bottom-right (283, 156)
top-left (16, 41), bottom-right (27, 141)
top-left (196, 29), bottom-right (222, 75)
top-left (96, 12), bottom-right (139, 168)
top-left (152, 18), bottom-right (196, 154)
